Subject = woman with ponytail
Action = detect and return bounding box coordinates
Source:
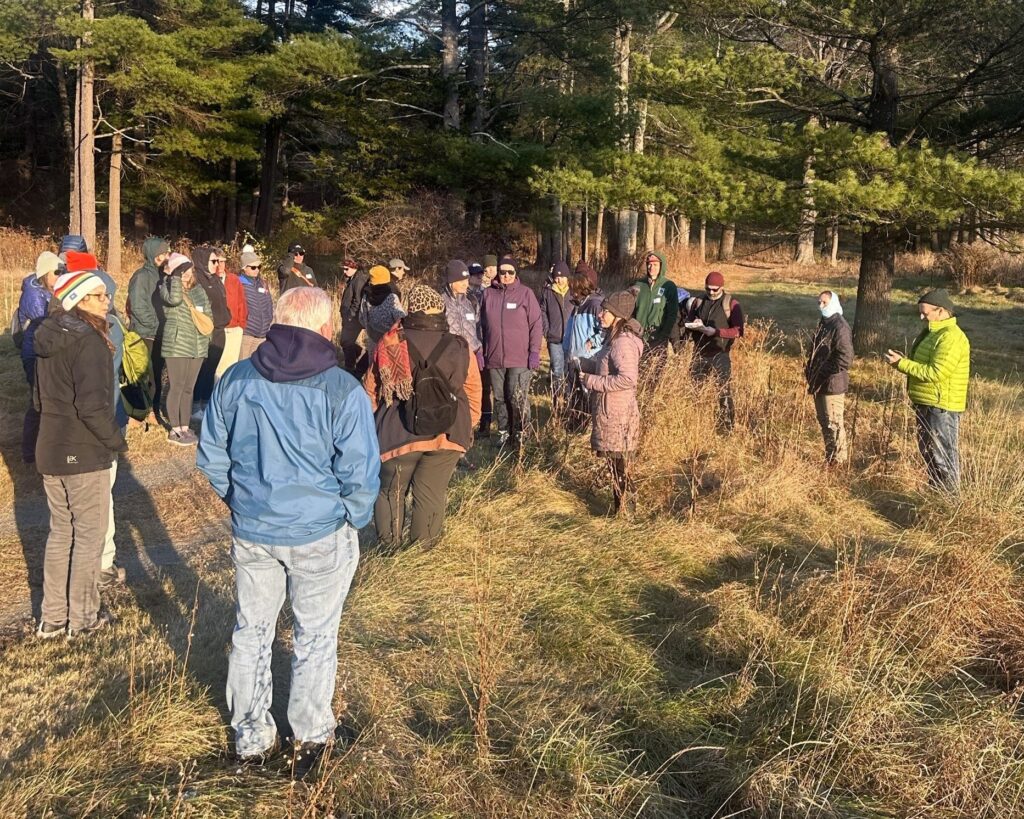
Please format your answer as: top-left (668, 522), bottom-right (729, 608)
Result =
top-left (33, 269), bottom-right (128, 639)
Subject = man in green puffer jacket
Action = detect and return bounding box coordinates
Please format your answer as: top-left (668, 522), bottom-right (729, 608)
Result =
top-left (631, 250), bottom-right (679, 352)
top-left (886, 288), bottom-right (970, 493)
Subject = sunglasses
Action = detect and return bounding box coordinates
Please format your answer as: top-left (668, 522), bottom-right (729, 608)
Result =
top-left (246, 265), bottom-right (261, 270)
top-left (499, 269), bottom-right (516, 276)
top-left (707, 286), bottom-right (721, 293)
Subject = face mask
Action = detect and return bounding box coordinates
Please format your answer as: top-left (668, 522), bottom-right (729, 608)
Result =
top-left (819, 292), bottom-right (842, 318)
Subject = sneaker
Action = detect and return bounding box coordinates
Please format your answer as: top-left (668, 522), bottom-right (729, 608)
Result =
top-left (99, 563), bottom-right (127, 589)
top-left (235, 736), bottom-right (280, 768)
top-left (179, 429), bottom-right (199, 446)
top-left (167, 429), bottom-right (187, 446)
top-left (67, 610), bottom-right (114, 639)
top-left (37, 621), bottom-right (66, 640)
top-left (289, 741), bottom-right (328, 781)
top-left (496, 430), bottom-right (509, 448)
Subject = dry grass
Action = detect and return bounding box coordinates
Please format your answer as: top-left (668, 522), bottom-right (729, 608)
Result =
top-left (0, 229), bottom-right (1023, 816)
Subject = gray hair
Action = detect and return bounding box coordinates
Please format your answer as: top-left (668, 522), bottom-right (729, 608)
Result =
top-left (274, 286), bottom-right (333, 333)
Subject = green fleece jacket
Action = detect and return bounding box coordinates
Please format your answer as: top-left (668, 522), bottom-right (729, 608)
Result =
top-left (897, 316), bottom-right (970, 411)
top-left (632, 251), bottom-right (678, 346)
top-left (127, 237), bottom-right (170, 340)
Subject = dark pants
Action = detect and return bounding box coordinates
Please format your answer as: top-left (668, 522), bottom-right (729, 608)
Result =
top-left (914, 405), bottom-right (961, 493)
top-left (194, 327), bottom-right (225, 404)
top-left (143, 337), bottom-right (166, 423)
top-left (603, 452), bottom-right (635, 513)
top-left (22, 358), bottom-right (39, 463)
top-left (340, 318), bottom-right (366, 377)
top-left (165, 357), bottom-right (204, 429)
top-left (479, 367), bottom-right (493, 433)
top-left (489, 367), bottom-right (532, 437)
top-left (692, 351), bottom-right (735, 431)
top-left (374, 449), bottom-right (461, 549)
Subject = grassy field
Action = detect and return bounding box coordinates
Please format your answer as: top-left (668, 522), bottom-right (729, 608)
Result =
top-left (0, 240), bottom-right (1022, 817)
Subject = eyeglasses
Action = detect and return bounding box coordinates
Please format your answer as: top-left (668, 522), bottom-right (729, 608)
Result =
top-left (246, 265), bottom-right (261, 270)
top-left (707, 286), bottom-right (721, 293)
top-left (86, 292), bottom-right (111, 302)
top-left (499, 269), bottom-right (516, 276)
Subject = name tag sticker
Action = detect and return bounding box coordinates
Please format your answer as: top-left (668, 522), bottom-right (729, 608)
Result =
top-left (258, 287), bottom-right (266, 293)
top-left (506, 302), bottom-right (518, 309)
top-left (465, 312), bottom-right (476, 320)
top-left (196, 306), bottom-right (205, 312)
top-left (305, 273), bottom-right (313, 279)
top-left (653, 297), bottom-right (662, 304)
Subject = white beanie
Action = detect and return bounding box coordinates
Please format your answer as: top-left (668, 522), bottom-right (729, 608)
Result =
top-left (34, 251), bottom-right (61, 280)
top-left (54, 270), bottom-right (104, 311)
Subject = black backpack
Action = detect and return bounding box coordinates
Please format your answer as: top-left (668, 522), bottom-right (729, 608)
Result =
top-left (402, 335), bottom-right (460, 436)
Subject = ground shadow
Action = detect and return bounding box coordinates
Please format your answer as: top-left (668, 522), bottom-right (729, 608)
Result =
top-left (0, 439), bottom-right (47, 625)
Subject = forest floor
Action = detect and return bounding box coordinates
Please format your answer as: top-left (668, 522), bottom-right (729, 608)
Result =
top-left (0, 252), bottom-right (1022, 817)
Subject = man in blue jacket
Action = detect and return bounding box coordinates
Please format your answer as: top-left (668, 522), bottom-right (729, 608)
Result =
top-left (197, 286), bottom-right (379, 781)
top-left (17, 250), bottom-right (61, 463)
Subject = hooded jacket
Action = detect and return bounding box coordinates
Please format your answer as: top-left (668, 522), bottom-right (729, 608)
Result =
top-left (479, 277), bottom-right (543, 369)
top-left (341, 270), bottom-right (369, 324)
top-left (127, 237), bottom-right (169, 340)
top-left (632, 251), bottom-right (679, 346)
top-left (540, 267), bottom-right (572, 344)
top-left (191, 246), bottom-right (231, 331)
top-left (897, 316), bottom-right (970, 412)
top-left (579, 325), bottom-right (644, 454)
top-left (159, 271), bottom-right (211, 359)
top-left (563, 290), bottom-right (605, 360)
top-left (32, 308), bottom-right (128, 475)
top-left (805, 312), bottom-right (854, 395)
top-left (17, 274), bottom-right (52, 363)
top-left (277, 254), bottom-right (317, 293)
top-left (198, 323), bottom-right (380, 546)
top-left (443, 288), bottom-right (482, 352)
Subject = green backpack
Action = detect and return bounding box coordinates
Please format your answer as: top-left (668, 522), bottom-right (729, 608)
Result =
top-left (116, 316), bottom-right (153, 421)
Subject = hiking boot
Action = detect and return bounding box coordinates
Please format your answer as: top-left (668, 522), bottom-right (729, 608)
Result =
top-left (37, 621), bottom-right (66, 640)
top-left (495, 430), bottom-right (509, 448)
top-left (235, 736), bottom-right (280, 769)
top-left (289, 741), bottom-right (328, 781)
top-left (67, 610), bottom-right (114, 639)
top-left (99, 562), bottom-right (126, 589)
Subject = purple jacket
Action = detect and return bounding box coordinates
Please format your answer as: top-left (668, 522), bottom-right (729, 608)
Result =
top-left (479, 278), bottom-right (542, 369)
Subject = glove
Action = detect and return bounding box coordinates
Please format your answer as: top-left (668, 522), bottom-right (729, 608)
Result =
top-left (528, 352), bottom-right (540, 371)
top-left (475, 349), bottom-right (485, 371)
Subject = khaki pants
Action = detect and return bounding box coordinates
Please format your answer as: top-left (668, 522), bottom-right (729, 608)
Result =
top-left (239, 334), bottom-right (265, 361)
top-left (217, 326), bottom-right (244, 379)
top-left (814, 393), bottom-right (847, 464)
top-left (101, 459), bottom-right (117, 571)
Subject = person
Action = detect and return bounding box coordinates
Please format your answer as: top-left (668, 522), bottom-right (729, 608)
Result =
top-left (804, 291), bottom-right (854, 465)
top-left (683, 271), bottom-right (744, 431)
top-left (197, 287), bottom-right (378, 780)
top-left (238, 251), bottom-right (273, 361)
top-left (540, 260), bottom-right (572, 406)
top-left (389, 257), bottom-right (410, 282)
top-left (363, 284), bottom-right (481, 549)
top-left (213, 249), bottom-right (248, 380)
top-left (159, 252), bottom-right (211, 445)
top-left (277, 243), bottom-right (317, 293)
top-left (481, 254), bottom-right (498, 290)
top-left (885, 289), bottom-right (970, 493)
top-left (468, 260), bottom-right (494, 435)
top-left (127, 236), bottom-right (171, 417)
top-left (192, 246), bottom-right (231, 409)
top-left (478, 255), bottom-right (542, 448)
top-left (17, 250), bottom-right (60, 464)
top-left (563, 263), bottom-right (605, 430)
top-left (442, 259), bottom-right (482, 363)
top-left (467, 262), bottom-right (485, 300)
top-left (34, 268), bottom-right (128, 638)
top-left (576, 290), bottom-right (644, 515)
top-left (632, 250), bottom-right (678, 354)
top-left (338, 258), bottom-right (368, 374)
top-left (359, 265), bottom-right (406, 353)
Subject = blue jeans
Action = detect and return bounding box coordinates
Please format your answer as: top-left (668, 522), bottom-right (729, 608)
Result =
top-left (227, 526), bottom-right (359, 756)
top-left (914, 405), bottom-right (961, 493)
top-left (547, 341), bottom-right (566, 400)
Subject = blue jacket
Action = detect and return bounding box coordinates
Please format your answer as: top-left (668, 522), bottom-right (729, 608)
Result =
top-left (197, 323), bottom-right (380, 546)
top-left (239, 273), bottom-right (274, 338)
top-left (563, 291), bottom-right (605, 360)
top-left (18, 275), bottom-right (51, 362)
top-left (94, 267), bottom-right (129, 429)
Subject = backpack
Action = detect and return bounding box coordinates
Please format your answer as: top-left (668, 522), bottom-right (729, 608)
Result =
top-left (115, 316), bottom-right (154, 421)
top-left (9, 307), bottom-right (28, 349)
top-left (402, 335), bottom-right (459, 436)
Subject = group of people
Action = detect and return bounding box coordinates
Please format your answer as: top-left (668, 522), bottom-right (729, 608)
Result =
top-left (14, 232), bottom-right (972, 781)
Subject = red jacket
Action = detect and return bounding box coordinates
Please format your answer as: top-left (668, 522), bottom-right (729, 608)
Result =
top-left (223, 272), bottom-right (248, 330)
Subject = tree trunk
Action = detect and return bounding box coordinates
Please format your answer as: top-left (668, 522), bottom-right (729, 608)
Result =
top-left (829, 218), bottom-right (840, 267)
top-left (467, 0), bottom-right (487, 133)
top-left (441, 0), bottom-right (460, 130)
top-left (654, 212), bottom-right (666, 248)
top-left (255, 119), bottom-right (282, 236)
top-left (226, 158), bottom-right (238, 240)
top-left (718, 222), bottom-right (736, 261)
top-left (106, 132), bottom-right (122, 279)
top-left (70, 0), bottom-right (96, 249)
top-left (676, 215), bottom-right (690, 248)
top-left (615, 209), bottom-right (632, 260)
top-left (594, 205), bottom-right (605, 262)
top-left (795, 129), bottom-right (817, 265)
top-left (698, 219), bottom-right (707, 263)
top-left (853, 226), bottom-right (896, 353)
top-left (581, 203), bottom-right (589, 261)
top-left (643, 207), bottom-right (657, 250)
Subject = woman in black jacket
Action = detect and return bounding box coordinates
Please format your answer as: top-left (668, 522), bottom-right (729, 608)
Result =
top-left (34, 269), bottom-right (128, 639)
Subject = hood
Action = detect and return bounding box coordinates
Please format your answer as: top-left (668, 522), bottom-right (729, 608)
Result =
top-left (59, 235), bottom-right (88, 254)
top-left (250, 324), bottom-right (339, 383)
top-left (192, 246), bottom-right (215, 280)
top-left (820, 290), bottom-right (843, 318)
top-left (644, 249), bottom-right (668, 283)
top-left (33, 309), bottom-right (93, 358)
top-left (94, 267), bottom-right (117, 298)
top-left (143, 236), bottom-right (170, 267)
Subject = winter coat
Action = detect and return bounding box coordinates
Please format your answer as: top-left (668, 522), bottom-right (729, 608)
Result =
top-left (361, 291), bottom-right (406, 342)
top-left (340, 271), bottom-right (368, 324)
top-left (540, 283), bottom-right (572, 343)
top-left (94, 267), bottom-right (129, 429)
top-left (277, 255), bottom-right (317, 293)
top-left (479, 278), bottom-right (543, 369)
top-left (897, 316), bottom-right (970, 412)
top-left (632, 252), bottom-right (678, 346)
top-left (579, 326), bottom-right (644, 454)
top-left (127, 237), bottom-right (168, 340)
top-left (223, 272), bottom-right (248, 330)
top-left (159, 273), bottom-right (211, 359)
top-left (685, 293), bottom-right (744, 356)
top-left (239, 273), bottom-right (274, 338)
top-left (805, 313), bottom-right (854, 395)
top-left (17, 274), bottom-right (52, 362)
top-left (563, 291), bottom-right (604, 360)
top-left (192, 247), bottom-right (231, 330)
top-left (362, 312), bottom-right (482, 462)
top-left (443, 289), bottom-right (482, 352)
top-left (32, 308), bottom-right (128, 476)
top-left (198, 323), bottom-right (379, 546)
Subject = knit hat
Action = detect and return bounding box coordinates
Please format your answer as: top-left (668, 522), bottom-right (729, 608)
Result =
top-left (59, 234), bottom-right (88, 254)
top-left (575, 260), bottom-right (598, 290)
top-left (407, 284), bottom-right (445, 315)
top-left (389, 258), bottom-right (409, 271)
top-left (166, 252), bottom-right (193, 276)
top-left (64, 250), bottom-right (100, 273)
top-left (919, 288), bottom-right (956, 316)
top-left (602, 289), bottom-right (637, 321)
top-left (706, 271), bottom-right (725, 288)
top-left (483, 254), bottom-right (499, 268)
top-left (468, 262), bottom-right (483, 277)
top-left (342, 258), bottom-right (357, 269)
top-left (446, 259), bottom-right (470, 284)
top-left (289, 243), bottom-right (306, 255)
top-left (240, 251), bottom-right (262, 269)
top-left (54, 270), bottom-right (104, 311)
top-left (550, 260), bottom-right (571, 280)
top-left (35, 251), bottom-right (61, 279)
top-left (369, 264), bottom-right (391, 286)
top-left (498, 255), bottom-right (518, 273)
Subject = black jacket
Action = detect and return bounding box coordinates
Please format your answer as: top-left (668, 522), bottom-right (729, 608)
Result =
top-left (340, 270), bottom-right (368, 323)
top-left (192, 246), bottom-right (231, 330)
top-left (805, 313), bottom-right (854, 395)
top-left (33, 309), bottom-right (128, 475)
top-left (277, 255), bottom-right (317, 293)
top-left (539, 284), bottom-right (572, 343)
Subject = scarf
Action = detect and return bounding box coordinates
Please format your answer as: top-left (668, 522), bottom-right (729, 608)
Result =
top-left (553, 280), bottom-right (569, 298)
top-left (372, 326), bottom-right (413, 406)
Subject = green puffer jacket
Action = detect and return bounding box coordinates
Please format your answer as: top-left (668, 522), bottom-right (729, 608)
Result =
top-left (897, 316), bottom-right (970, 411)
top-left (159, 273), bottom-right (211, 359)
